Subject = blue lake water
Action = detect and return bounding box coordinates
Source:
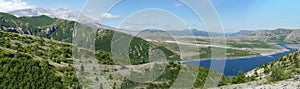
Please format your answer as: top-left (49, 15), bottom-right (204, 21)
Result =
top-left (183, 43), bottom-right (297, 76)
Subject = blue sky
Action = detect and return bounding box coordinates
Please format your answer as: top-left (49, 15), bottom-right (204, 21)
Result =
top-left (1, 0), bottom-right (300, 32)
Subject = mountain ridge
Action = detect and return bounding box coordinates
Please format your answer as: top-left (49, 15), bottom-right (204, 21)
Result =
top-left (0, 12), bottom-right (180, 65)
top-left (231, 28), bottom-right (300, 43)
top-left (122, 28), bottom-right (225, 37)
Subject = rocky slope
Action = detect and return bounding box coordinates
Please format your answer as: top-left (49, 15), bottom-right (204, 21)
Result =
top-left (232, 28), bottom-right (293, 42)
top-left (284, 29), bottom-right (300, 43)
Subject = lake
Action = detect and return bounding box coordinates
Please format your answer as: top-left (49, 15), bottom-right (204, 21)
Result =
top-left (183, 43), bottom-right (297, 76)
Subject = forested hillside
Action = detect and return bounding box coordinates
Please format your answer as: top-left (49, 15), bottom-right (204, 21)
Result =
top-left (247, 50), bottom-right (300, 82)
top-left (0, 12), bottom-right (179, 65)
top-left (215, 50), bottom-right (300, 89)
top-left (0, 12), bottom-right (75, 42)
top-left (0, 31), bottom-right (81, 88)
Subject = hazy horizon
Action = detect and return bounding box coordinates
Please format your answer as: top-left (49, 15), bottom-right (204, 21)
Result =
top-left (1, 0), bottom-right (300, 32)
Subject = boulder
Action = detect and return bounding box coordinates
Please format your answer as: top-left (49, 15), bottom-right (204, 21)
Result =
top-left (294, 75), bottom-right (300, 81)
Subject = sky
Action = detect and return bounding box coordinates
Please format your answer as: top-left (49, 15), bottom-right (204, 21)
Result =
top-left (1, 0), bottom-right (300, 32)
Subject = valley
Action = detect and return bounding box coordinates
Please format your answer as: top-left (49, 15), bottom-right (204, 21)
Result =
top-left (141, 33), bottom-right (285, 60)
top-left (0, 10), bottom-right (300, 89)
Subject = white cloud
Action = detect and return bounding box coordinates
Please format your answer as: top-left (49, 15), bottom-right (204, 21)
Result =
top-left (102, 13), bottom-right (119, 19)
top-left (0, 0), bottom-right (34, 12)
top-left (175, 3), bottom-right (183, 7)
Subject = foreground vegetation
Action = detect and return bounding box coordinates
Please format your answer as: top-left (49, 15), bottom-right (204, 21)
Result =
top-left (249, 50), bottom-right (300, 82)
top-left (0, 31), bottom-right (81, 88)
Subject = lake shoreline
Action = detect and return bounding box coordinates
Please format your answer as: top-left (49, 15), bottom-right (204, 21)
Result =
top-left (182, 43), bottom-right (297, 76)
top-left (181, 43), bottom-right (293, 63)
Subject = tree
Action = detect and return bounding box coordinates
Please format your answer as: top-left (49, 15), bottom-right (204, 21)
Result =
top-left (95, 76), bottom-right (99, 81)
top-left (109, 74), bottom-right (113, 79)
top-left (3, 41), bottom-right (10, 48)
top-left (99, 83), bottom-right (103, 89)
top-left (80, 64), bottom-right (84, 71)
top-left (112, 82), bottom-right (117, 89)
top-left (218, 75), bottom-right (231, 86)
top-left (268, 66), bottom-right (291, 82)
top-left (232, 69), bottom-right (247, 84)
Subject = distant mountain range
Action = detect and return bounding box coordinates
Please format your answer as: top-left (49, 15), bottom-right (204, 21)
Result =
top-left (8, 8), bottom-right (215, 37)
top-left (284, 29), bottom-right (300, 43)
top-left (230, 28), bottom-right (300, 43)
top-left (123, 28), bottom-right (225, 37)
top-left (169, 29), bottom-right (224, 37)
top-left (8, 8), bottom-right (116, 29)
top-left (6, 8), bottom-right (300, 43)
top-left (227, 30), bottom-right (255, 36)
top-left (9, 8), bottom-right (82, 21)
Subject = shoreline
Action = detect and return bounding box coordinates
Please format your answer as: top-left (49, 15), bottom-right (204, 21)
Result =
top-left (180, 43), bottom-right (294, 63)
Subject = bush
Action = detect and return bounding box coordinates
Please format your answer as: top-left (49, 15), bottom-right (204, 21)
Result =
top-left (267, 66), bottom-right (291, 82)
top-left (232, 70), bottom-right (247, 84)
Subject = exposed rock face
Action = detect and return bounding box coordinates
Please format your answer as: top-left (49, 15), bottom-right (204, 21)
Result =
top-left (0, 14), bottom-right (31, 35)
top-left (0, 27), bottom-right (29, 34)
top-left (0, 26), bottom-right (60, 37)
top-left (44, 26), bottom-right (58, 34)
top-left (0, 15), bottom-right (5, 22)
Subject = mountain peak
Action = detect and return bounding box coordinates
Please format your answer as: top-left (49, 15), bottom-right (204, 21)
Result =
top-left (54, 8), bottom-right (70, 11)
top-left (8, 8), bottom-right (95, 25)
top-left (8, 7), bottom-right (78, 19)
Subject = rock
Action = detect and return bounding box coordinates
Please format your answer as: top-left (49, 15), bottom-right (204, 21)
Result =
top-left (45, 26), bottom-right (57, 34)
top-left (0, 15), bottom-right (6, 22)
top-left (294, 75), bottom-right (300, 81)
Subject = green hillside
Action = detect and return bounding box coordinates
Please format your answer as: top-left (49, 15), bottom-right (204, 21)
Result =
top-left (95, 29), bottom-right (180, 65)
top-left (0, 12), bottom-right (179, 65)
top-left (248, 50), bottom-right (300, 82)
top-left (19, 15), bottom-right (57, 26)
top-left (0, 31), bottom-right (81, 88)
top-left (213, 50), bottom-right (300, 88)
top-left (0, 12), bottom-right (75, 42)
